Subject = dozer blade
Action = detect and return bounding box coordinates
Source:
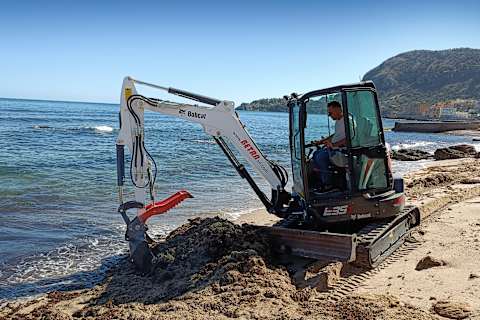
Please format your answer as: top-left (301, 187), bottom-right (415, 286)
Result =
top-left (118, 190), bottom-right (192, 274)
top-left (264, 226), bottom-right (357, 262)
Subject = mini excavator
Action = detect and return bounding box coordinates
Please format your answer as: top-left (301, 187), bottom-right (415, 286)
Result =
top-left (116, 77), bottom-right (420, 274)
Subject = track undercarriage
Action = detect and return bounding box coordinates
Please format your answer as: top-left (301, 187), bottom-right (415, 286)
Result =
top-left (262, 205), bottom-right (420, 269)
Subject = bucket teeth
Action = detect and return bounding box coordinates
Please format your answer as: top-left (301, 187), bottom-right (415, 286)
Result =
top-left (139, 190), bottom-right (193, 223)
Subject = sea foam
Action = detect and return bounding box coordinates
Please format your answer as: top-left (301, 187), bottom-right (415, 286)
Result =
top-left (391, 141), bottom-right (436, 151)
top-left (94, 126), bottom-right (114, 133)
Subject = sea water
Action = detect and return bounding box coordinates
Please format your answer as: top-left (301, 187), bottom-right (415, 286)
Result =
top-left (0, 98), bottom-right (477, 300)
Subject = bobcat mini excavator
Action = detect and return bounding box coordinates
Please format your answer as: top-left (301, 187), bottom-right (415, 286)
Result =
top-left (116, 77), bottom-right (420, 274)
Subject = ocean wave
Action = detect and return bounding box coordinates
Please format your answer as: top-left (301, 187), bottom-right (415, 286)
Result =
top-left (32, 125), bottom-right (115, 134)
top-left (0, 234), bottom-right (125, 301)
top-left (0, 222), bottom-right (177, 301)
top-left (221, 207), bottom-right (264, 220)
top-left (93, 125), bottom-right (114, 133)
top-left (392, 159), bottom-right (433, 177)
top-left (391, 141), bottom-right (436, 151)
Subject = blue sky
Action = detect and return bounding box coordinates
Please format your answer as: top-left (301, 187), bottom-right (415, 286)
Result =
top-left (0, 0), bottom-right (479, 105)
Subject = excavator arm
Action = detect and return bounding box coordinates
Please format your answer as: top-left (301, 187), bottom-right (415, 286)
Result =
top-left (116, 77), bottom-right (292, 273)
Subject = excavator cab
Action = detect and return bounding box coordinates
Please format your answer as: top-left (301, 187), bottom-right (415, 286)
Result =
top-left (287, 81), bottom-right (404, 226)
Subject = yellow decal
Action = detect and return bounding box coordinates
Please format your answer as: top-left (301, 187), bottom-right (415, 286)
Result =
top-left (125, 88), bottom-right (132, 102)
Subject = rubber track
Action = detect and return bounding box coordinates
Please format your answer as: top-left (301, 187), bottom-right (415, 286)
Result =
top-left (269, 207), bottom-right (421, 300)
top-left (319, 238), bottom-right (422, 302)
top-left (355, 206), bottom-right (419, 268)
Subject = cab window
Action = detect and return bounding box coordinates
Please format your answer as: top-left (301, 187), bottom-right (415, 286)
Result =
top-left (346, 90), bottom-right (388, 191)
top-left (347, 90), bottom-right (382, 148)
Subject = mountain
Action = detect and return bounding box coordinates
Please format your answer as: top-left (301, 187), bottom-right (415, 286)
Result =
top-left (363, 48), bottom-right (480, 116)
top-left (237, 48), bottom-right (480, 116)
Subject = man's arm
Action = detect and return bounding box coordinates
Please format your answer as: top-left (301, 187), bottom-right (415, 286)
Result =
top-left (332, 138), bottom-right (346, 148)
top-left (323, 137), bottom-right (346, 149)
top-left (313, 134), bottom-right (333, 145)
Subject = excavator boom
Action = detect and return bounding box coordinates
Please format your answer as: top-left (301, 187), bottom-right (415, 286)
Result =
top-left (116, 77), bottom-right (291, 273)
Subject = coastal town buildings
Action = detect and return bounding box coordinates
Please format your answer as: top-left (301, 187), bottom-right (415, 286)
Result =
top-left (391, 99), bottom-right (479, 120)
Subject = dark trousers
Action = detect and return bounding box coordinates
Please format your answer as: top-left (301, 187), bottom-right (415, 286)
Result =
top-left (312, 149), bottom-right (331, 186)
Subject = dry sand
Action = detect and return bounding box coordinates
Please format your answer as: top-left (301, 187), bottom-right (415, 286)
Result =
top-left (1, 158), bottom-right (480, 319)
top-left (358, 197), bottom-right (480, 318)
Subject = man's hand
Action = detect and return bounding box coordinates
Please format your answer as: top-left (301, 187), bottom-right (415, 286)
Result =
top-left (312, 138), bottom-right (333, 148)
top-left (313, 137), bottom-right (327, 145)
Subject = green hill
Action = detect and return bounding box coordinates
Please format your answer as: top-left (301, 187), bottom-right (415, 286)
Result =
top-left (236, 97), bottom-right (327, 114)
top-left (237, 48), bottom-right (480, 116)
top-left (363, 48), bottom-right (480, 116)
top-left (237, 98), bottom-right (288, 112)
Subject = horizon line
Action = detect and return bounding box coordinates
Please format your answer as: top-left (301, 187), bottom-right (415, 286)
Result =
top-left (0, 96), bottom-right (118, 106)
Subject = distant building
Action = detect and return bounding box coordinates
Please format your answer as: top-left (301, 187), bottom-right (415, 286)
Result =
top-left (454, 111), bottom-right (471, 119)
top-left (418, 103), bottom-right (429, 116)
top-left (440, 107), bottom-right (457, 120)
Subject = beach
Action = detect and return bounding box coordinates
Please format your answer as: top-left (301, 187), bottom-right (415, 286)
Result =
top-left (4, 97), bottom-right (480, 297)
top-left (2, 157), bottom-right (480, 319)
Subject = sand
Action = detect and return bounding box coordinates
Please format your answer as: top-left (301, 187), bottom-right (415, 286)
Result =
top-left (1, 158), bottom-right (480, 319)
top-left (0, 218), bottom-right (438, 320)
top-left (357, 197), bottom-right (480, 318)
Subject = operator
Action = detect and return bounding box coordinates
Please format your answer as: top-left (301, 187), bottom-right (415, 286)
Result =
top-left (312, 101), bottom-right (347, 190)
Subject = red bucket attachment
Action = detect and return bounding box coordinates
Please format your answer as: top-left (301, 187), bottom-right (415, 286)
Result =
top-left (138, 190), bottom-right (193, 223)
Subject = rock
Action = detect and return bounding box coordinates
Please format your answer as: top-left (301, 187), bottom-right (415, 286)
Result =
top-left (300, 261), bottom-right (343, 292)
top-left (434, 144), bottom-right (477, 160)
top-left (316, 262), bottom-right (343, 291)
top-left (460, 177), bottom-right (480, 184)
top-left (391, 148), bottom-right (432, 161)
top-left (468, 273), bottom-right (479, 279)
top-left (434, 148), bottom-right (467, 160)
top-left (449, 144), bottom-right (477, 155)
top-left (415, 256), bottom-right (447, 271)
top-left (432, 300), bottom-right (472, 319)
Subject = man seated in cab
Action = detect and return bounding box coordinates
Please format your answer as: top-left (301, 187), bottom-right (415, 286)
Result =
top-left (312, 101), bottom-right (347, 191)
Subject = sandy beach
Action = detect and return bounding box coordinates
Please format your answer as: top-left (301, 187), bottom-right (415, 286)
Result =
top-left (1, 158), bottom-right (480, 319)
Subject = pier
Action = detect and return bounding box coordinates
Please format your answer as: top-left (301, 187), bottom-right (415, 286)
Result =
top-left (393, 121), bottom-right (480, 133)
